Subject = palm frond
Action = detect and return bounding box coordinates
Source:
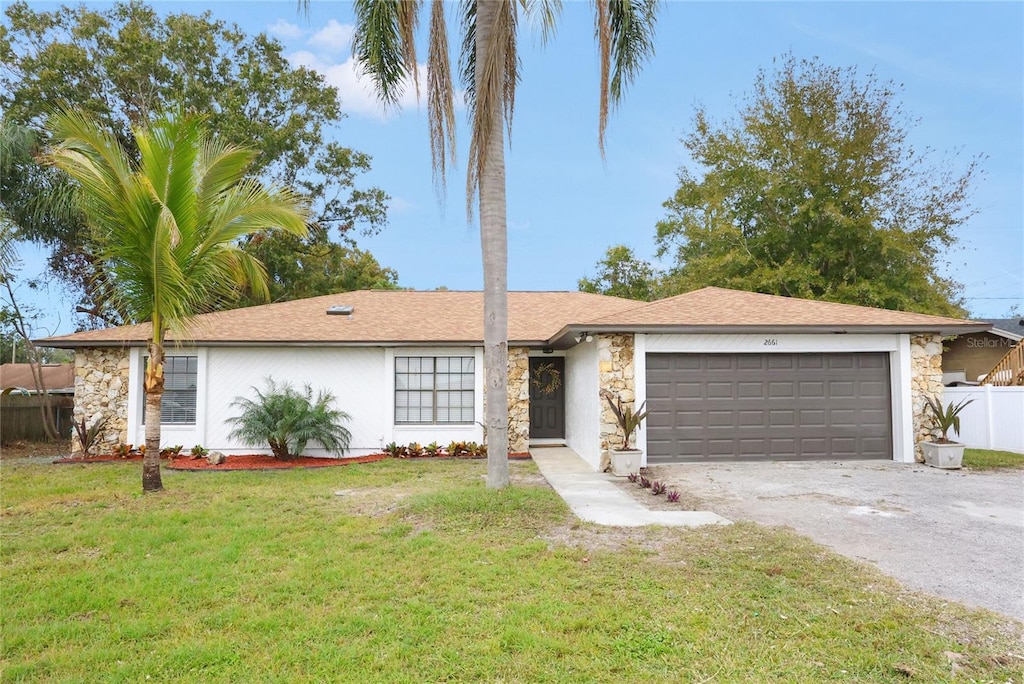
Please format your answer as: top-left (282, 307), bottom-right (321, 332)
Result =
top-left (352, 0), bottom-right (412, 108)
top-left (458, 0), bottom-right (477, 111)
top-left (397, 0), bottom-right (422, 97)
top-left (521, 0), bottom-right (563, 43)
top-left (595, 0), bottom-right (659, 153)
top-left (427, 0), bottom-right (457, 194)
top-left (43, 109), bottom-right (308, 340)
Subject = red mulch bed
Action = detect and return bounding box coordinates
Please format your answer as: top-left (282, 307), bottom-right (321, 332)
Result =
top-left (55, 451), bottom-right (532, 470)
top-left (167, 454), bottom-right (388, 470)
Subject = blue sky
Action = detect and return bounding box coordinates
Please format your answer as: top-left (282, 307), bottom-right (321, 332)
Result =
top-left (7, 0), bottom-right (1023, 337)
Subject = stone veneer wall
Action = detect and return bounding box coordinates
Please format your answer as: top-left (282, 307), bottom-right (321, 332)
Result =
top-left (597, 333), bottom-right (636, 450)
top-left (72, 347), bottom-right (130, 455)
top-left (507, 347), bottom-right (531, 453)
top-left (910, 333), bottom-right (944, 461)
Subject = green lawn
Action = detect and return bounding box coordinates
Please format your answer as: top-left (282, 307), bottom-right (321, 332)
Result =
top-left (2, 458), bottom-right (1021, 683)
top-left (963, 448), bottom-right (1024, 470)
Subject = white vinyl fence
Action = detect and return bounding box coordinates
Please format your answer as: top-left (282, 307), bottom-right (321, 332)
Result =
top-left (944, 386), bottom-right (1024, 454)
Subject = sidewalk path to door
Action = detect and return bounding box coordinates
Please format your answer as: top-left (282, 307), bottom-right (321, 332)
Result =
top-left (529, 447), bottom-right (730, 528)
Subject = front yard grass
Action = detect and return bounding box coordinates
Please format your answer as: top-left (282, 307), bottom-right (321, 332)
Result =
top-left (2, 459), bottom-right (1021, 682)
top-left (963, 448), bottom-right (1024, 471)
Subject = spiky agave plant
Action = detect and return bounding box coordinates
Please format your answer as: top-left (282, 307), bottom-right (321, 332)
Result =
top-left (924, 396), bottom-right (974, 443)
top-left (227, 378), bottom-right (351, 459)
top-left (605, 393), bottom-right (651, 450)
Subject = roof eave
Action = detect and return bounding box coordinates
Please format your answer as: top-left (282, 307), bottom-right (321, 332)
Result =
top-left (547, 323), bottom-right (992, 347)
top-left (35, 338), bottom-right (550, 349)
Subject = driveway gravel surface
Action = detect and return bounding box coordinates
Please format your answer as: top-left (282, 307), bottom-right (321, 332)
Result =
top-left (649, 460), bottom-right (1024, 622)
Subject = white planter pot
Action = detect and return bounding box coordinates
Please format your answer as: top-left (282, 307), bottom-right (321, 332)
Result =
top-left (920, 441), bottom-right (966, 470)
top-left (610, 449), bottom-right (642, 477)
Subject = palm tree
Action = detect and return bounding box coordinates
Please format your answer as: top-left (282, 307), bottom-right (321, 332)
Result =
top-left (43, 109), bottom-right (309, 492)
top-left (344, 0), bottom-right (659, 488)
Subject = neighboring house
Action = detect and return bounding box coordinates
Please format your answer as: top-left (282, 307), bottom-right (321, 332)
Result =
top-left (942, 318), bottom-right (1024, 385)
top-left (37, 287), bottom-right (987, 468)
top-left (0, 363), bottom-right (75, 395)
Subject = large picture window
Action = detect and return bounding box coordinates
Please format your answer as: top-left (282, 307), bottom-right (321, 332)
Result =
top-left (143, 356), bottom-right (198, 425)
top-left (395, 356), bottom-right (474, 424)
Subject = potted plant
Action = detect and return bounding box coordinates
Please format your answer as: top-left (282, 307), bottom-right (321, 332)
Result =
top-left (604, 393), bottom-right (650, 477)
top-left (921, 396), bottom-right (974, 469)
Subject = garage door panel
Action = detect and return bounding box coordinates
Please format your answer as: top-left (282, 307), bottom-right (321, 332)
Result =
top-left (737, 355), bottom-right (764, 370)
top-left (829, 381), bottom-right (855, 397)
top-left (858, 355), bottom-right (887, 370)
top-left (799, 409), bottom-right (827, 426)
top-left (799, 356), bottom-right (825, 370)
top-left (799, 381), bottom-right (826, 397)
top-left (738, 439), bottom-right (765, 455)
top-left (676, 382), bottom-right (702, 399)
top-left (829, 409), bottom-right (857, 427)
top-left (646, 352), bottom-right (891, 462)
top-left (770, 381), bottom-right (797, 397)
top-left (859, 381), bottom-right (888, 398)
top-left (646, 380), bottom-right (672, 399)
top-left (707, 382), bottom-right (734, 398)
top-left (738, 410), bottom-right (765, 427)
top-left (738, 382), bottom-right (764, 398)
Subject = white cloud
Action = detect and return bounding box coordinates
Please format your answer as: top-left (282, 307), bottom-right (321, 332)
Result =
top-left (288, 50), bottom-right (424, 119)
top-left (286, 19), bottom-right (467, 120)
top-left (307, 19), bottom-right (355, 53)
top-left (267, 19), bottom-right (305, 40)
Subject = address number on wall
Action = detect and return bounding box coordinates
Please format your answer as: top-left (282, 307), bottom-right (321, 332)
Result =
top-left (763, 338), bottom-right (778, 346)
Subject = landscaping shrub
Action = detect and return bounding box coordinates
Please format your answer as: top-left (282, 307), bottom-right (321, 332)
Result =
top-left (227, 378), bottom-right (351, 459)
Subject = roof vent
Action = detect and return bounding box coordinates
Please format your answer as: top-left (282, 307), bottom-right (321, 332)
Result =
top-left (327, 305), bottom-right (354, 316)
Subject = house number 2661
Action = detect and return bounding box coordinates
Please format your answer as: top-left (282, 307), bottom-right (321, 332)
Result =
top-left (763, 338), bottom-right (778, 346)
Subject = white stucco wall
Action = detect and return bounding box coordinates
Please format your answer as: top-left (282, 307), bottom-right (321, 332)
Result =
top-left (636, 333), bottom-right (914, 464)
top-left (127, 345), bottom-right (485, 457)
top-left (565, 340), bottom-right (602, 468)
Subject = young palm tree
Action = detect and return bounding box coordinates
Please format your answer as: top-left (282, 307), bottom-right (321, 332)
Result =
top-left (344, 0), bottom-right (659, 489)
top-left (43, 109), bottom-right (309, 492)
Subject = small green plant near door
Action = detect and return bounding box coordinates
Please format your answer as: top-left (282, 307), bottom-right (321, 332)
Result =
top-left (604, 394), bottom-right (651, 450)
top-left (227, 378), bottom-right (351, 459)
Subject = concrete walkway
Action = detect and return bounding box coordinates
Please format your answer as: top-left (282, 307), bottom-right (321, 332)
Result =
top-left (530, 447), bottom-right (730, 527)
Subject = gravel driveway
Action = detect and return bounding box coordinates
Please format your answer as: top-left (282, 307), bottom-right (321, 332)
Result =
top-left (649, 460), bottom-right (1024, 622)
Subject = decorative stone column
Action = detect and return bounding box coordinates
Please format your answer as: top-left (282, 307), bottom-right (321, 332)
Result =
top-left (71, 347), bottom-right (130, 455)
top-left (506, 347), bottom-right (530, 453)
top-left (598, 333), bottom-right (635, 450)
top-left (910, 333), bottom-right (944, 461)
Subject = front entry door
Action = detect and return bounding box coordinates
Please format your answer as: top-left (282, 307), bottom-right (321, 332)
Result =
top-left (529, 357), bottom-right (565, 440)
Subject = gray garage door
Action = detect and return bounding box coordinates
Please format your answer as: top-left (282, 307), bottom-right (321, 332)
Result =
top-left (645, 353), bottom-right (892, 462)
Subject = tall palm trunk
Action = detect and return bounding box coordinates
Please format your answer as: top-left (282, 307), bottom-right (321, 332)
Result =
top-left (477, 0), bottom-right (510, 489)
top-left (142, 339), bottom-right (165, 492)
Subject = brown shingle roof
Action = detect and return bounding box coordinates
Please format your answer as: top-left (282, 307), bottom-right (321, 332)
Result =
top-left (583, 287), bottom-right (982, 329)
top-left (0, 363), bottom-right (75, 392)
top-left (36, 287), bottom-right (986, 348)
top-left (36, 290), bottom-right (641, 347)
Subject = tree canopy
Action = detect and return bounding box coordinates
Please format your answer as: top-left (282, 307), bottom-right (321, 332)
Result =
top-left (578, 245), bottom-right (659, 302)
top-left (651, 54), bottom-right (980, 316)
top-left (0, 0), bottom-right (393, 325)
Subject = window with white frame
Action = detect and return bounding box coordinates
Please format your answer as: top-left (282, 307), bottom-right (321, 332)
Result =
top-left (142, 355), bottom-right (198, 425)
top-left (395, 356), bottom-right (474, 424)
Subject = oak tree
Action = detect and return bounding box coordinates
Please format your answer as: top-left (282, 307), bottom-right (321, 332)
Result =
top-left (0, 0), bottom-right (391, 324)
top-left (655, 54), bottom-right (980, 316)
